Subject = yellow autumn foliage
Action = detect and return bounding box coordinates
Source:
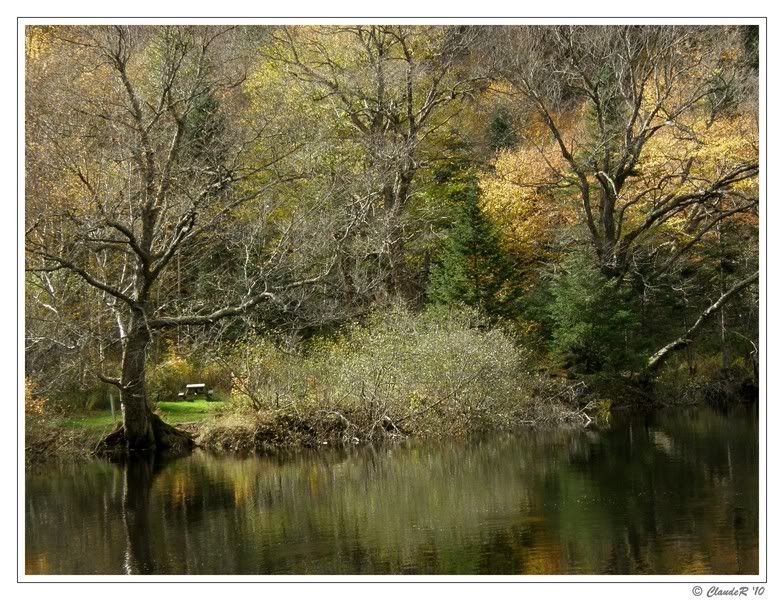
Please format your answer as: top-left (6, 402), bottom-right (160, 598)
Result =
top-left (25, 377), bottom-right (47, 417)
top-left (481, 90), bottom-right (758, 261)
top-left (479, 108), bottom-right (585, 265)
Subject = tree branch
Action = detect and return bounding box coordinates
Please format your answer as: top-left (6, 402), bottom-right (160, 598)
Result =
top-left (645, 271), bottom-right (759, 372)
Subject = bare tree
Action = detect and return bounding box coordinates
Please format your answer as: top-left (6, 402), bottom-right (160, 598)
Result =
top-left (490, 25), bottom-right (759, 277)
top-left (265, 25), bottom-right (483, 299)
top-left (25, 26), bottom-right (341, 451)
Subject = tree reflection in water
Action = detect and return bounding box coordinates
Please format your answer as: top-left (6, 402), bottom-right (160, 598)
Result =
top-left (25, 404), bottom-right (759, 575)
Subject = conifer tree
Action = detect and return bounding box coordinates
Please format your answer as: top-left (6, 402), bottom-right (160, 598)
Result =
top-left (428, 177), bottom-right (522, 321)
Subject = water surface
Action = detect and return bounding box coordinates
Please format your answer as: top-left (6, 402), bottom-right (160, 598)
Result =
top-left (25, 404), bottom-right (759, 575)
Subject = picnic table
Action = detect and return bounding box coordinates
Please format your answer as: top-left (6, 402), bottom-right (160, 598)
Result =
top-left (176, 383), bottom-right (214, 401)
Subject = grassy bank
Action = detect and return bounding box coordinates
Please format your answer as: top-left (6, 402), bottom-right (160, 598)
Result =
top-left (26, 400), bottom-right (225, 464)
top-left (56, 400), bottom-right (223, 430)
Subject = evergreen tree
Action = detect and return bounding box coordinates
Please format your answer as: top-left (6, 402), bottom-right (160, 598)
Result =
top-left (487, 106), bottom-right (518, 151)
top-left (548, 249), bottom-right (642, 373)
top-left (428, 177), bottom-right (522, 321)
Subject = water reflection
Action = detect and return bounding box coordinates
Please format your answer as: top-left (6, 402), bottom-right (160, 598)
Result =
top-left (123, 455), bottom-right (163, 574)
top-left (25, 405), bottom-right (758, 575)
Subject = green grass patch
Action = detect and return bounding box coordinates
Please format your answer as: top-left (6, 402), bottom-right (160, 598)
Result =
top-left (52, 400), bottom-right (225, 431)
top-left (157, 399), bottom-right (225, 423)
top-left (56, 413), bottom-right (117, 431)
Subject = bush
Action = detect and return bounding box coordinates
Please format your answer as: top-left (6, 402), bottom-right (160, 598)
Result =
top-left (653, 352), bottom-right (758, 405)
top-left (222, 305), bottom-right (542, 439)
top-left (25, 377), bottom-right (47, 417)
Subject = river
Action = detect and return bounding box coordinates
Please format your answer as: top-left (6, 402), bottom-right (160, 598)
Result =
top-left (25, 404), bottom-right (759, 575)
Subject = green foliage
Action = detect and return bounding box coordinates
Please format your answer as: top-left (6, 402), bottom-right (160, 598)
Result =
top-left (182, 92), bottom-right (228, 170)
top-left (428, 177), bottom-right (523, 322)
top-left (487, 106), bottom-right (518, 150)
top-left (548, 250), bottom-right (643, 373)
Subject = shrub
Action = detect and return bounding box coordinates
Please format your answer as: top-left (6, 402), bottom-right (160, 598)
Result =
top-left (222, 305), bottom-right (538, 439)
top-left (653, 351), bottom-right (758, 405)
top-left (25, 377), bottom-right (47, 417)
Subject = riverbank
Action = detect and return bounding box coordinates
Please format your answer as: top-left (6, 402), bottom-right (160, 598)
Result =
top-left (25, 400), bottom-right (224, 465)
top-left (26, 372), bottom-right (757, 466)
top-left (197, 397), bottom-right (595, 455)
top-left (25, 386), bottom-right (597, 465)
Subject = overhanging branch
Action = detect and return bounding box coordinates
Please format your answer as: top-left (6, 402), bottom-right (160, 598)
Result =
top-left (645, 271), bottom-right (759, 372)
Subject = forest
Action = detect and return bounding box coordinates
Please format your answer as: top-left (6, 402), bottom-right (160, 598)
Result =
top-left (24, 24), bottom-right (760, 457)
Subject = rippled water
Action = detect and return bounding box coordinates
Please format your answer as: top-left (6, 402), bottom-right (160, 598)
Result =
top-left (25, 404), bottom-right (759, 575)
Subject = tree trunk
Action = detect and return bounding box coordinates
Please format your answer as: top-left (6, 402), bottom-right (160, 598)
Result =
top-left (388, 223), bottom-right (405, 298)
top-left (121, 317), bottom-right (155, 450)
top-left (100, 312), bottom-right (194, 454)
top-left (383, 171), bottom-right (412, 299)
top-left (718, 211), bottom-right (730, 371)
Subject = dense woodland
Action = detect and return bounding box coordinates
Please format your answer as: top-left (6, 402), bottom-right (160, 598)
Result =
top-left (24, 25), bottom-right (759, 453)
